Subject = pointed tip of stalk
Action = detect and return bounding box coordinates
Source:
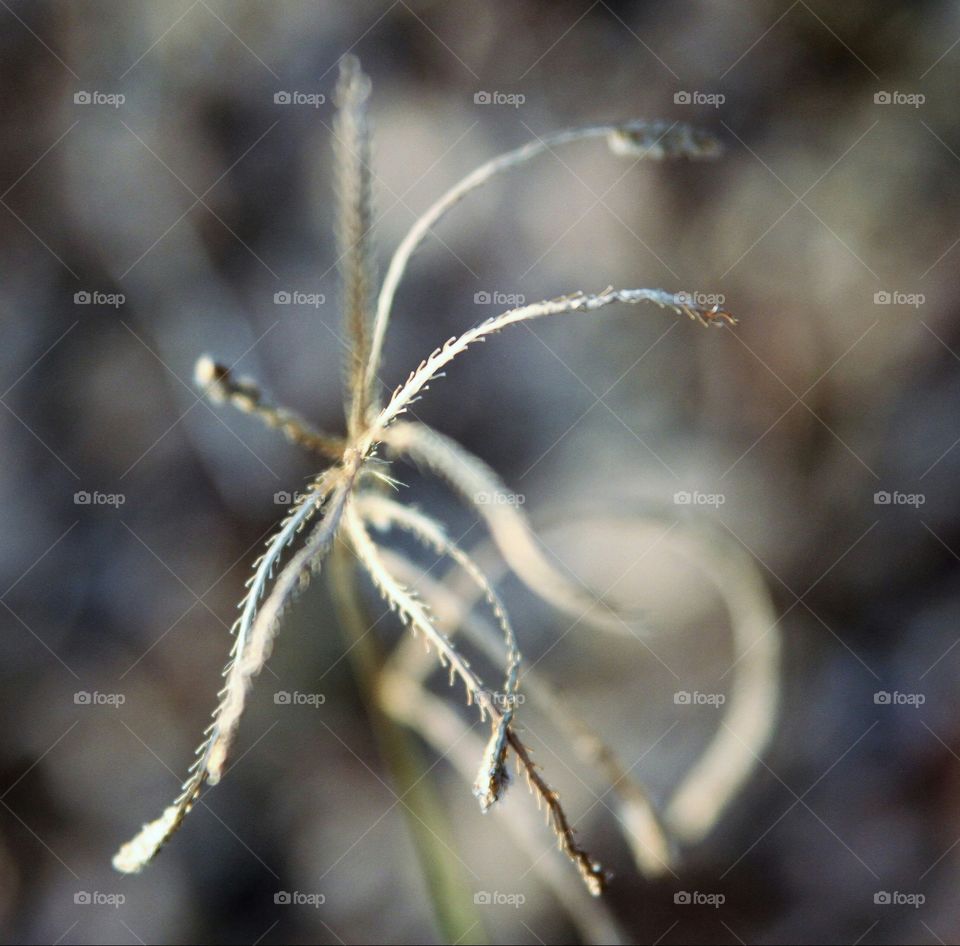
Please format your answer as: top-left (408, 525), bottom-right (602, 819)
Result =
top-left (335, 54), bottom-right (372, 106)
top-left (472, 721), bottom-right (511, 812)
top-left (583, 863), bottom-right (608, 897)
top-left (112, 804), bottom-right (182, 874)
top-left (694, 304), bottom-right (737, 328)
top-left (194, 355), bottom-right (229, 402)
top-left (608, 120), bottom-right (723, 161)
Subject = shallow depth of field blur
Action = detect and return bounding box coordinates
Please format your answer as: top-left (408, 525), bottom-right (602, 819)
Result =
top-left (2, 2), bottom-right (959, 943)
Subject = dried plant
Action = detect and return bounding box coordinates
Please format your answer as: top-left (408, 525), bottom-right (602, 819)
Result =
top-left (382, 512), bottom-right (781, 880)
top-left (113, 56), bottom-right (750, 896)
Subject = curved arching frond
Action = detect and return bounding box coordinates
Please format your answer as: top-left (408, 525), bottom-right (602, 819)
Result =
top-left (365, 120), bottom-right (721, 405)
top-left (660, 525), bottom-right (781, 845)
top-left (374, 288), bottom-right (734, 432)
top-left (382, 421), bottom-right (641, 634)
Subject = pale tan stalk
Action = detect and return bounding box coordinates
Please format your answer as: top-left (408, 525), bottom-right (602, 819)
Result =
top-left (195, 355), bottom-right (344, 459)
top-left (334, 55), bottom-right (376, 433)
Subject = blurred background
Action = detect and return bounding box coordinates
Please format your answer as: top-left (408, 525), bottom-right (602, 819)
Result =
top-left (1, 1), bottom-right (958, 942)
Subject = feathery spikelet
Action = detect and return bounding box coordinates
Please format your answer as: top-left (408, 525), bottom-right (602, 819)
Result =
top-left (508, 731), bottom-right (608, 896)
top-left (334, 55), bottom-right (376, 433)
top-left (473, 718), bottom-right (512, 812)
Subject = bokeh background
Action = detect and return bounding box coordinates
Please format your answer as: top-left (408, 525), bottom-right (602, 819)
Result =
top-left (2, 1), bottom-right (959, 943)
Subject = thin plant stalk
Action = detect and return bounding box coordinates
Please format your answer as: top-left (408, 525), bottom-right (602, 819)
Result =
top-left (328, 540), bottom-right (487, 945)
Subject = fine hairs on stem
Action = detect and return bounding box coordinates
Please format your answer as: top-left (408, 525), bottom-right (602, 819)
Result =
top-left (114, 54), bottom-right (771, 905)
